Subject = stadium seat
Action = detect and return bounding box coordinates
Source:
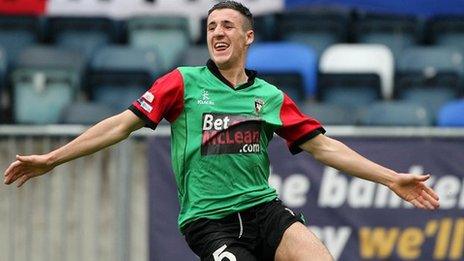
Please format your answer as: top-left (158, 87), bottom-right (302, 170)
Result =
top-left (317, 73), bottom-right (381, 108)
top-left (0, 47), bottom-right (6, 121)
top-left (127, 16), bottom-right (190, 71)
top-left (395, 46), bottom-right (463, 118)
top-left (358, 101), bottom-right (432, 126)
top-left (0, 15), bottom-right (39, 66)
top-left (354, 13), bottom-right (419, 57)
top-left (319, 44), bottom-right (394, 103)
top-left (0, 46), bottom-right (6, 87)
top-left (246, 42), bottom-right (318, 101)
top-left (181, 45), bottom-right (210, 66)
top-left (12, 45), bottom-right (85, 124)
top-left (90, 45), bottom-right (163, 111)
top-left (427, 16), bottom-right (464, 50)
top-left (46, 16), bottom-right (117, 59)
top-left (276, 8), bottom-right (349, 55)
top-left (301, 103), bottom-right (358, 125)
top-left (60, 101), bottom-right (118, 125)
top-left (437, 100), bottom-right (464, 127)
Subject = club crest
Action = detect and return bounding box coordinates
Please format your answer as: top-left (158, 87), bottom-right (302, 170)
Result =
top-left (254, 98), bottom-right (264, 114)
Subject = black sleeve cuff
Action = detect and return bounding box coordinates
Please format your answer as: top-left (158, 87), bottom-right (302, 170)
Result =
top-left (289, 127), bottom-right (326, 155)
top-left (128, 105), bottom-right (157, 130)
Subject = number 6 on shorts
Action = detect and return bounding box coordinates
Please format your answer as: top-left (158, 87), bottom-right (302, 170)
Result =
top-left (213, 244), bottom-right (236, 261)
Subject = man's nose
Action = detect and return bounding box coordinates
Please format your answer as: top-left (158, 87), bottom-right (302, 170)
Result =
top-left (213, 26), bottom-right (225, 36)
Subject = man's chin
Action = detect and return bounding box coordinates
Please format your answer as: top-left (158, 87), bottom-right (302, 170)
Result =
top-left (212, 57), bottom-right (234, 69)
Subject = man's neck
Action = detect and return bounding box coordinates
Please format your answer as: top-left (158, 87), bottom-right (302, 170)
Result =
top-left (217, 63), bottom-right (248, 88)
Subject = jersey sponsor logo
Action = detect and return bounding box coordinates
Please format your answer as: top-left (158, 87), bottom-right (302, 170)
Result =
top-left (201, 113), bottom-right (261, 155)
top-left (137, 98), bottom-right (153, 113)
top-left (197, 90), bottom-right (215, 105)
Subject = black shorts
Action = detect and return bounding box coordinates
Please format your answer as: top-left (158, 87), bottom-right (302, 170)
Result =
top-left (183, 198), bottom-right (305, 261)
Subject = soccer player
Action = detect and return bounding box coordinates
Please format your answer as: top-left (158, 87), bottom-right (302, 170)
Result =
top-left (4, 1), bottom-right (439, 260)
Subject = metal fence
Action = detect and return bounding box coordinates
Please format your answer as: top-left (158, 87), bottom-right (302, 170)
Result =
top-left (0, 125), bottom-right (160, 261)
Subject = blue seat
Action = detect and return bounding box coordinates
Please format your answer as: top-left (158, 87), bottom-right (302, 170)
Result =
top-left (246, 42), bottom-right (318, 101)
top-left (301, 103), bottom-right (358, 125)
top-left (90, 45), bottom-right (163, 111)
top-left (358, 101), bottom-right (432, 126)
top-left (12, 46), bottom-right (85, 124)
top-left (355, 14), bottom-right (419, 56)
top-left (276, 8), bottom-right (349, 55)
top-left (0, 15), bottom-right (39, 66)
top-left (60, 102), bottom-right (118, 125)
top-left (127, 16), bottom-right (190, 70)
top-left (46, 16), bottom-right (116, 59)
top-left (437, 100), bottom-right (464, 127)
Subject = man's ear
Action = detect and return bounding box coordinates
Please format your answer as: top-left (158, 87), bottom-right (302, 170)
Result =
top-left (245, 30), bottom-right (254, 46)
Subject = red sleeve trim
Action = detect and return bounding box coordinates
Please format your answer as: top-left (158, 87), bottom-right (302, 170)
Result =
top-left (131, 69), bottom-right (184, 127)
top-left (275, 93), bottom-right (325, 154)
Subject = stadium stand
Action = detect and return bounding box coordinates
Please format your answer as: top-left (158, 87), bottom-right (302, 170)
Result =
top-left (395, 46), bottom-right (463, 120)
top-left (317, 73), bottom-right (381, 109)
top-left (427, 15), bottom-right (464, 50)
top-left (181, 45), bottom-right (210, 66)
top-left (0, 6), bottom-right (463, 126)
top-left (319, 44), bottom-right (394, 102)
top-left (45, 16), bottom-right (117, 60)
top-left (246, 42), bottom-right (318, 102)
top-left (276, 8), bottom-right (350, 55)
top-left (12, 45), bottom-right (85, 124)
top-left (127, 16), bottom-right (190, 71)
top-left (301, 103), bottom-right (358, 125)
top-left (354, 13), bottom-right (420, 57)
top-left (0, 15), bottom-right (40, 66)
top-left (437, 100), bottom-right (464, 126)
top-left (0, 46), bottom-right (5, 86)
top-left (60, 101), bottom-right (118, 125)
top-left (89, 45), bottom-right (163, 112)
top-left (358, 101), bottom-right (432, 126)
top-left (0, 46), bottom-right (5, 123)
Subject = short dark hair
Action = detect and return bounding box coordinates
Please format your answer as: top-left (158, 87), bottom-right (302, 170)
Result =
top-left (208, 1), bottom-right (254, 30)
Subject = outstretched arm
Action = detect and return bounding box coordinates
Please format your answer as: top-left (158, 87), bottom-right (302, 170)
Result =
top-left (300, 134), bottom-right (440, 210)
top-left (4, 110), bottom-right (145, 187)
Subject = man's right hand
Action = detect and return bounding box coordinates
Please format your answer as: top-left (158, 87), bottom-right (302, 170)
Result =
top-left (4, 154), bottom-right (54, 187)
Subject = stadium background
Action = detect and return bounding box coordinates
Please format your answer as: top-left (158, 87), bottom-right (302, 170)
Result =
top-left (0, 0), bottom-right (463, 260)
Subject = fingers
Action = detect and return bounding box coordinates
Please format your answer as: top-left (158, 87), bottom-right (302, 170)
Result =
top-left (410, 198), bottom-right (426, 209)
top-left (16, 154), bottom-right (33, 163)
top-left (17, 173), bottom-right (32, 188)
top-left (4, 163), bottom-right (28, 185)
top-left (420, 189), bottom-right (440, 209)
top-left (4, 160), bottom-right (21, 178)
top-left (414, 174), bottom-right (430, 182)
top-left (423, 185), bottom-right (440, 201)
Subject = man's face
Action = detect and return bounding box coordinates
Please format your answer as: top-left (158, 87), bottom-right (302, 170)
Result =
top-left (207, 8), bottom-right (254, 69)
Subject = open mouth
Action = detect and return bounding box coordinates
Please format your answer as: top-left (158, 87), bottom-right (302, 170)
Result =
top-left (214, 42), bottom-right (230, 52)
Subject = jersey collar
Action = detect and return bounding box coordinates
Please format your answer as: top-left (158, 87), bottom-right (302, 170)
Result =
top-left (206, 59), bottom-right (257, 90)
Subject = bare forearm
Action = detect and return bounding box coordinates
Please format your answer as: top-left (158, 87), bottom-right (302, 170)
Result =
top-left (47, 111), bottom-right (143, 167)
top-left (301, 135), bottom-right (399, 187)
